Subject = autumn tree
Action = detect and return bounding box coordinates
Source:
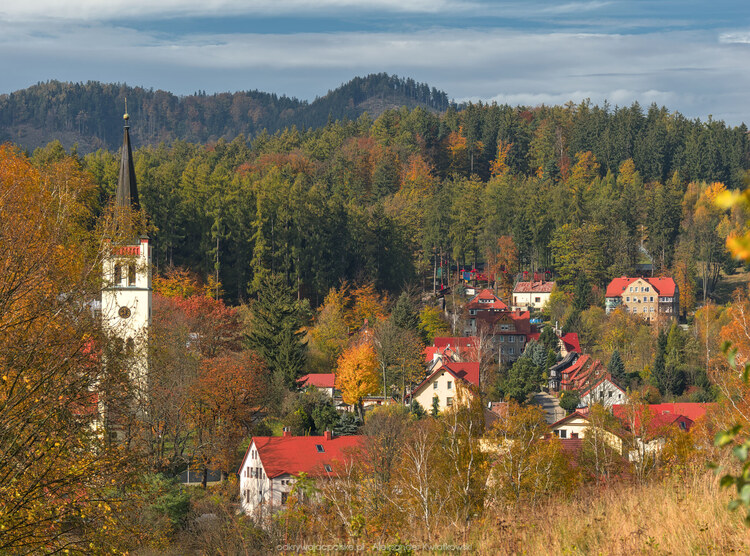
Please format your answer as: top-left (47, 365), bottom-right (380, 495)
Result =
top-left (487, 401), bottom-right (573, 506)
top-left (336, 341), bottom-right (379, 420)
top-left (0, 146), bottom-right (142, 553)
top-left (192, 351), bottom-right (267, 481)
top-left (488, 235), bottom-right (518, 299)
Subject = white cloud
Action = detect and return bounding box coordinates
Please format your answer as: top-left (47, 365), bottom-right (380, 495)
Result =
top-left (0, 22), bottom-right (747, 124)
top-left (719, 31), bottom-right (750, 44)
top-left (0, 0), bottom-right (475, 21)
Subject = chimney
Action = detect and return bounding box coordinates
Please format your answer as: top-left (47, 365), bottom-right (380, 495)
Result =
top-left (282, 427), bottom-right (291, 438)
top-left (324, 430), bottom-right (333, 441)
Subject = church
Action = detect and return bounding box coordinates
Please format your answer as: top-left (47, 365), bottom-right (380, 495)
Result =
top-left (101, 110), bottom-right (152, 395)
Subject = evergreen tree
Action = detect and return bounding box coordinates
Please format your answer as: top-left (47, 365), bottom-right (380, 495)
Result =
top-left (652, 327), bottom-right (668, 394)
top-left (539, 325), bottom-right (560, 354)
top-left (392, 291), bottom-right (420, 332)
top-left (559, 391), bottom-right (580, 413)
top-left (608, 349), bottom-right (626, 385)
top-left (573, 273), bottom-right (591, 312)
top-left (245, 273), bottom-right (307, 388)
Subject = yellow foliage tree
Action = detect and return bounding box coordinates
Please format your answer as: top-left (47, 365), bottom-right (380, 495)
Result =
top-left (336, 341), bottom-right (379, 419)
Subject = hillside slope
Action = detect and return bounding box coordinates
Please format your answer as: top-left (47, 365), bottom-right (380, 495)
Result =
top-left (0, 74), bottom-right (451, 152)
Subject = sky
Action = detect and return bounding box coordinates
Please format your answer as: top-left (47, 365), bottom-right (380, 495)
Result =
top-left (1, 1), bottom-right (748, 124)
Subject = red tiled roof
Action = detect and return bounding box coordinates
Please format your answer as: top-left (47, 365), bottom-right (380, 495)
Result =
top-left (612, 403), bottom-right (716, 424)
top-left (559, 438), bottom-right (584, 455)
top-left (297, 373), bottom-right (336, 389)
top-left (423, 346), bottom-right (439, 362)
top-left (513, 281), bottom-right (555, 294)
top-left (579, 374), bottom-right (625, 398)
top-left (647, 277), bottom-right (677, 296)
top-left (240, 434), bottom-right (364, 478)
top-left (412, 360), bottom-right (481, 396)
top-left (613, 407), bottom-right (694, 436)
top-left (605, 276), bottom-right (678, 298)
top-left (442, 361), bottom-right (480, 387)
top-left (434, 337), bottom-right (477, 349)
top-left (561, 332), bottom-right (581, 353)
top-left (465, 289), bottom-right (509, 311)
top-left (605, 277), bottom-right (638, 297)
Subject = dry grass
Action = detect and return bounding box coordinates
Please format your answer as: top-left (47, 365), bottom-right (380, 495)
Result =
top-left (470, 473), bottom-right (750, 555)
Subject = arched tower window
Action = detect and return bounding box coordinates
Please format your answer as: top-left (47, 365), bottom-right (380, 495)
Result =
top-left (128, 264), bottom-right (136, 286)
top-left (114, 264), bottom-right (122, 285)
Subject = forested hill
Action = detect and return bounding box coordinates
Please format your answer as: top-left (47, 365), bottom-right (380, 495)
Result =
top-left (0, 74), bottom-right (451, 152)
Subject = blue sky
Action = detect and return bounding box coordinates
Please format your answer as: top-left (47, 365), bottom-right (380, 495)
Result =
top-left (1, 1), bottom-right (748, 124)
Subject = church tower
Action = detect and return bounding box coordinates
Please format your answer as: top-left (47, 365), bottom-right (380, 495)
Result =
top-left (102, 111), bottom-right (152, 392)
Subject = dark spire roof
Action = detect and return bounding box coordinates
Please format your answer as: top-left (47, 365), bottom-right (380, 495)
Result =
top-left (115, 112), bottom-right (139, 210)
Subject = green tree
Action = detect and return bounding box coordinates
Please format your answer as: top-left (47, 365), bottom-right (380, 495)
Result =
top-left (608, 350), bottom-right (626, 385)
top-left (245, 273), bottom-right (307, 387)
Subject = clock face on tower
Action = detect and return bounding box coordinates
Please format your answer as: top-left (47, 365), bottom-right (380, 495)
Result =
top-left (118, 306), bottom-right (132, 319)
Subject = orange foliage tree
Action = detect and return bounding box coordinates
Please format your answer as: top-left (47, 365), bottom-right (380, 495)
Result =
top-left (336, 341), bottom-right (379, 419)
top-left (192, 351), bottom-right (268, 480)
top-left (0, 145), bottom-right (146, 552)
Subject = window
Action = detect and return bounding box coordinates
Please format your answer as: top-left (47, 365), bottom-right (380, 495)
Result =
top-left (447, 381), bottom-right (452, 390)
top-left (469, 310), bottom-right (476, 315)
top-left (128, 264), bottom-right (136, 286)
top-left (626, 296), bottom-right (630, 302)
top-left (446, 397), bottom-right (454, 406)
top-left (316, 445), bottom-right (325, 453)
top-left (559, 430), bottom-right (567, 439)
top-left (509, 347), bottom-right (514, 355)
top-left (433, 381), bottom-right (438, 390)
top-left (632, 307), bottom-right (637, 313)
top-left (508, 335), bottom-right (515, 343)
top-left (114, 264), bottom-right (122, 284)
top-left (645, 287), bottom-right (650, 292)
top-left (499, 336), bottom-right (504, 343)
top-left (572, 432), bottom-right (579, 439)
top-left (500, 324), bottom-right (510, 331)
top-left (245, 489), bottom-right (250, 503)
top-left (650, 296), bottom-right (654, 302)
top-left (535, 297), bottom-right (541, 303)
top-left (324, 464), bottom-right (332, 472)
top-left (281, 492), bottom-right (289, 505)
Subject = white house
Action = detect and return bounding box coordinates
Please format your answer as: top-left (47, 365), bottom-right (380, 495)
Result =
top-left (296, 373), bottom-right (336, 397)
top-left (409, 361), bottom-right (480, 413)
top-left (579, 376), bottom-right (628, 409)
top-left (238, 431), bottom-right (363, 518)
top-left (512, 281), bottom-right (555, 312)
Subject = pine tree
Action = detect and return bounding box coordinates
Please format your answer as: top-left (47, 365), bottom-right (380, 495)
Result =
top-left (246, 273), bottom-right (307, 388)
top-left (608, 349), bottom-right (626, 385)
top-left (392, 291), bottom-right (420, 332)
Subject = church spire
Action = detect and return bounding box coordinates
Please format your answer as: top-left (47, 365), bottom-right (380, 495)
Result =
top-left (115, 103), bottom-right (139, 210)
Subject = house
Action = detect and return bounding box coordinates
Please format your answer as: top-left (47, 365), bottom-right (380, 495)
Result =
top-left (548, 352), bottom-right (578, 391)
top-left (296, 373), bottom-right (336, 397)
top-left (605, 276), bottom-right (679, 321)
top-left (612, 403), bottom-right (716, 426)
top-left (238, 430), bottom-right (363, 517)
top-left (549, 411), bottom-right (623, 453)
top-left (579, 375), bottom-right (627, 408)
top-left (557, 355), bottom-right (627, 407)
top-left (464, 289), bottom-right (509, 336)
top-left (512, 281), bottom-right (555, 312)
top-left (612, 405), bottom-right (696, 461)
top-left (471, 310), bottom-right (533, 364)
top-left (410, 361), bottom-right (480, 413)
top-left (430, 336), bottom-right (479, 364)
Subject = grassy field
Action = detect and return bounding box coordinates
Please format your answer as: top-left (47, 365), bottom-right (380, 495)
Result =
top-left (470, 473), bottom-right (750, 555)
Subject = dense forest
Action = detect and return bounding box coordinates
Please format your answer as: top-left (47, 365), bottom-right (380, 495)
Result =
top-left (0, 74), bottom-right (451, 151)
top-left (4, 91), bottom-right (750, 553)
top-left (32, 98), bottom-right (746, 308)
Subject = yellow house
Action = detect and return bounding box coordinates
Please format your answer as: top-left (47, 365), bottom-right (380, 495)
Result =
top-left (410, 361), bottom-right (480, 413)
